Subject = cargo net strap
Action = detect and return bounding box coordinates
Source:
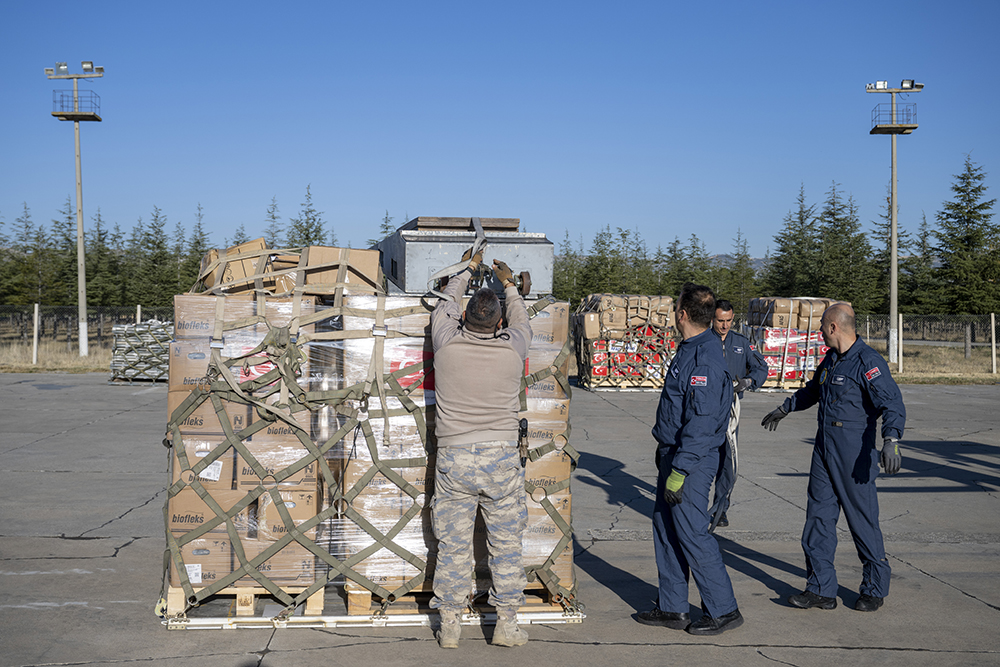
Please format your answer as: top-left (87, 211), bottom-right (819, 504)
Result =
top-left (161, 288), bottom-right (577, 618)
top-left (573, 294), bottom-right (676, 389)
top-left (193, 246), bottom-right (386, 303)
top-left (110, 320), bottom-right (173, 381)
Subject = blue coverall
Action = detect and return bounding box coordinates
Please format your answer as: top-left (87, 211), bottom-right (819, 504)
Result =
top-left (782, 337), bottom-right (905, 599)
top-left (711, 329), bottom-right (768, 517)
top-left (651, 328), bottom-right (738, 617)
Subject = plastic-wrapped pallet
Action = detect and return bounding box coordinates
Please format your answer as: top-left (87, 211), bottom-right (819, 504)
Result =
top-left (161, 239), bottom-right (579, 619)
top-left (746, 297), bottom-right (848, 389)
top-left (110, 320), bottom-right (173, 382)
top-left (573, 294), bottom-right (676, 389)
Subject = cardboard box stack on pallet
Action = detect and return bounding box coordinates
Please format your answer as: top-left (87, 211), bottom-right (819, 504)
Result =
top-left (746, 297), bottom-right (845, 389)
top-left (163, 237), bottom-right (579, 619)
top-left (573, 294), bottom-right (676, 389)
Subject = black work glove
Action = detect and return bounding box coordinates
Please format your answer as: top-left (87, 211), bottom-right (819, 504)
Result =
top-left (734, 377), bottom-right (753, 393)
top-left (461, 247), bottom-right (483, 270)
top-left (663, 469), bottom-right (686, 505)
top-left (881, 438), bottom-right (902, 475)
top-left (492, 259), bottom-right (515, 287)
top-left (761, 405), bottom-right (788, 431)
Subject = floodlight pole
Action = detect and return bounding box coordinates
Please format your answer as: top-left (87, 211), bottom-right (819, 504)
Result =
top-left (867, 80), bottom-right (922, 367)
top-left (46, 62), bottom-right (104, 357)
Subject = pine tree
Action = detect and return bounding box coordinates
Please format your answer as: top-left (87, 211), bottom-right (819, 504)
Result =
top-left (720, 228), bottom-right (757, 313)
top-left (262, 197), bottom-right (283, 248)
top-left (228, 224), bottom-right (250, 247)
top-left (132, 207), bottom-right (175, 307)
top-left (367, 210), bottom-right (395, 247)
top-left (171, 218), bottom-right (187, 296)
top-left (86, 209), bottom-right (122, 307)
top-left (50, 197), bottom-right (77, 305)
top-left (286, 185), bottom-right (328, 247)
top-left (659, 237), bottom-right (691, 297)
top-left (181, 204), bottom-right (213, 290)
top-left (869, 185), bottom-right (914, 314)
top-left (0, 209), bottom-right (8, 303)
top-left (552, 230), bottom-right (585, 305)
top-left (901, 213), bottom-right (944, 312)
top-left (621, 227), bottom-right (657, 295)
top-left (816, 184), bottom-right (877, 311)
top-left (686, 234), bottom-right (712, 286)
top-left (6, 203), bottom-right (55, 305)
top-left (580, 226), bottom-right (620, 296)
top-left (762, 185), bottom-right (819, 297)
top-left (934, 156), bottom-right (998, 313)
top-left (121, 217), bottom-right (145, 305)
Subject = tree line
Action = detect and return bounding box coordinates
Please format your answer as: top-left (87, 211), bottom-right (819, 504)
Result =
top-left (0, 185), bottom-right (342, 308)
top-left (1, 157), bottom-right (996, 314)
top-left (553, 156), bottom-right (998, 315)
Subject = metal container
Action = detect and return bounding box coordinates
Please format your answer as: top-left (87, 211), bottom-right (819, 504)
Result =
top-left (374, 218), bottom-right (554, 298)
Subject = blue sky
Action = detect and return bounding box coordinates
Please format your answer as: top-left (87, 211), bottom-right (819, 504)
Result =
top-left (2, 1), bottom-right (998, 259)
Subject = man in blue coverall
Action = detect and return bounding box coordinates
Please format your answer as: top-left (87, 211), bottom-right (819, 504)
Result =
top-left (710, 299), bottom-right (768, 528)
top-left (761, 303), bottom-right (905, 612)
top-left (637, 283), bottom-right (743, 635)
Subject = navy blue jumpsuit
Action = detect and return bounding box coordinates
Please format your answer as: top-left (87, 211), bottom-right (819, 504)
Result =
top-left (781, 337), bottom-right (905, 599)
top-left (651, 328), bottom-right (738, 617)
top-left (712, 329), bottom-right (768, 516)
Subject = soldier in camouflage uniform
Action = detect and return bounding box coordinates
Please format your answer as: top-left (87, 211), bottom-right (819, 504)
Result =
top-left (429, 250), bottom-right (532, 649)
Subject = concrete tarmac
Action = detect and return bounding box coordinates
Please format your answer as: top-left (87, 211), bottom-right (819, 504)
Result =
top-left (1, 373), bottom-right (998, 666)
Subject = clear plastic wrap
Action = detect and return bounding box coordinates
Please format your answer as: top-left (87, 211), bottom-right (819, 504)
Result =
top-left (164, 275), bottom-right (576, 609)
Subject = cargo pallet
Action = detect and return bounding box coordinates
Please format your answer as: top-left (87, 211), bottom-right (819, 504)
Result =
top-left (579, 385), bottom-right (660, 393)
top-left (165, 584), bottom-right (325, 617)
top-left (343, 582), bottom-right (572, 617)
top-left (162, 587), bottom-right (584, 630)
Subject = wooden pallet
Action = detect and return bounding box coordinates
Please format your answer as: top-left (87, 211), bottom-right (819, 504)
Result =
top-left (166, 584), bottom-right (325, 617)
top-left (343, 582), bottom-right (563, 616)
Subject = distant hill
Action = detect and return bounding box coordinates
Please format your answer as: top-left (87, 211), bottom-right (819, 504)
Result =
top-left (708, 254), bottom-right (769, 274)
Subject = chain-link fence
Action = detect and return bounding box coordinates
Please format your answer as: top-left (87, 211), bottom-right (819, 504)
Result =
top-left (0, 305), bottom-right (173, 349)
top-left (733, 311), bottom-right (998, 378)
top-left (2, 305), bottom-right (998, 377)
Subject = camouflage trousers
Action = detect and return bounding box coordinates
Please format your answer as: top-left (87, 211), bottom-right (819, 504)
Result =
top-left (430, 440), bottom-right (527, 610)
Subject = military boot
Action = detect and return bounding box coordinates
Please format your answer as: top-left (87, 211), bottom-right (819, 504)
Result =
top-left (492, 607), bottom-right (528, 647)
top-left (437, 608), bottom-right (461, 649)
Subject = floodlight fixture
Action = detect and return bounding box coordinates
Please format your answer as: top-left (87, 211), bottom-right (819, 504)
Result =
top-left (81, 61), bottom-right (93, 72)
top-left (875, 81), bottom-right (888, 90)
top-left (44, 67), bottom-right (54, 76)
top-left (95, 66), bottom-right (104, 74)
top-left (56, 62), bottom-right (68, 75)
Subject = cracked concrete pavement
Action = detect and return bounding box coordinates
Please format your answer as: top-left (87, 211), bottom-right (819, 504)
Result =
top-left (1, 373), bottom-right (998, 666)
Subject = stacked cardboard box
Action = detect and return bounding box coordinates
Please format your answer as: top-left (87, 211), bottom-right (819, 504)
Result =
top-left (323, 296), bottom-right (577, 606)
top-left (573, 294), bottom-right (676, 389)
top-left (747, 297), bottom-right (845, 388)
top-left (166, 238), bottom-right (578, 613)
top-left (167, 293), bottom-right (322, 590)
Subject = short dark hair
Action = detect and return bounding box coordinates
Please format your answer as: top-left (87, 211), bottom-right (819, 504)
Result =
top-left (465, 288), bottom-right (502, 333)
top-left (715, 299), bottom-right (734, 313)
top-left (678, 282), bottom-right (716, 327)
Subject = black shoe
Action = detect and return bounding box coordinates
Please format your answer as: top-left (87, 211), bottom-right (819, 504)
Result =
top-left (788, 590), bottom-right (837, 610)
top-left (855, 594), bottom-right (884, 612)
top-left (686, 608), bottom-right (743, 636)
top-left (635, 607), bottom-right (691, 630)
top-left (716, 512), bottom-right (729, 527)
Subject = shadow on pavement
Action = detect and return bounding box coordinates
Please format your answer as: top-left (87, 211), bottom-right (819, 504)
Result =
top-left (718, 536), bottom-right (858, 608)
top-left (573, 536), bottom-right (657, 613)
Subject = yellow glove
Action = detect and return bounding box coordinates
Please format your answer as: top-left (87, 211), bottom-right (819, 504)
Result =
top-left (493, 259), bottom-right (515, 287)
